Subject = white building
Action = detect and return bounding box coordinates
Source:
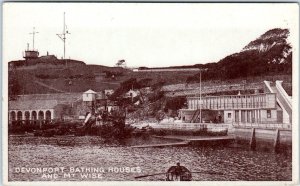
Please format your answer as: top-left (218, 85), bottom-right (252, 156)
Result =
top-left (179, 81), bottom-right (292, 126)
top-left (82, 89), bottom-right (97, 102)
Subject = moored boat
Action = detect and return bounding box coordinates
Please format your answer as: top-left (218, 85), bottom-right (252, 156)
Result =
top-left (134, 163), bottom-right (192, 181)
top-left (166, 163), bottom-right (192, 181)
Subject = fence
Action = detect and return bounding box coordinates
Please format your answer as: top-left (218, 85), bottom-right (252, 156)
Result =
top-left (149, 122), bottom-right (230, 131)
top-left (190, 102), bottom-right (268, 110)
top-left (232, 122), bottom-right (291, 130)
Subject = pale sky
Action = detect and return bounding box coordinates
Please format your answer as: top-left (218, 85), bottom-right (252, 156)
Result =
top-left (3, 3), bottom-right (298, 67)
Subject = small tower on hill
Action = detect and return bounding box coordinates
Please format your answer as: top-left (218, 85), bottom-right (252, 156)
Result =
top-left (23, 27), bottom-right (39, 60)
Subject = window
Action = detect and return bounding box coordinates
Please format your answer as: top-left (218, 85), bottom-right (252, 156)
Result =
top-left (267, 110), bottom-right (271, 118)
top-left (228, 113), bottom-right (231, 118)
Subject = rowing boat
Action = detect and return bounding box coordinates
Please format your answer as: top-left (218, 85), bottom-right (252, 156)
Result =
top-left (166, 165), bottom-right (192, 181)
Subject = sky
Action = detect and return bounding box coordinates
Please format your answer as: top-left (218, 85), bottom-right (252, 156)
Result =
top-left (3, 3), bottom-right (298, 67)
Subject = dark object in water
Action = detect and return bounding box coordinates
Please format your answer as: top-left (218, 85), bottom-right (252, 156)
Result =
top-left (166, 163), bottom-right (192, 181)
top-left (132, 126), bottom-right (153, 137)
top-left (134, 163), bottom-right (192, 181)
top-left (56, 139), bottom-right (75, 146)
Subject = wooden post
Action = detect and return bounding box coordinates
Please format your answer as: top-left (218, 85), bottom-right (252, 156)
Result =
top-left (274, 129), bottom-right (280, 153)
top-left (250, 128), bottom-right (256, 150)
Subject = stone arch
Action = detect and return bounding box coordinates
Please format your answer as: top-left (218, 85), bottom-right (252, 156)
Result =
top-left (45, 110), bottom-right (51, 121)
top-left (25, 111), bottom-right (30, 120)
top-left (32, 111), bottom-right (37, 120)
top-left (10, 111), bottom-right (16, 121)
top-left (17, 111), bottom-right (22, 121)
top-left (38, 111), bottom-right (44, 120)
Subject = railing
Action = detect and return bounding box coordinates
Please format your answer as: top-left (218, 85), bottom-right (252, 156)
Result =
top-left (276, 81), bottom-right (292, 108)
top-left (192, 102), bottom-right (270, 110)
top-left (150, 123), bottom-right (204, 130)
top-left (232, 122), bottom-right (291, 130)
top-left (149, 123), bottom-right (230, 131)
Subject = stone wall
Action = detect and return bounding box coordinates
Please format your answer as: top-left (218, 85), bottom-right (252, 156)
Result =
top-left (232, 127), bottom-right (292, 152)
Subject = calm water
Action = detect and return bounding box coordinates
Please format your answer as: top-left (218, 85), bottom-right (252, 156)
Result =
top-left (8, 136), bottom-right (292, 181)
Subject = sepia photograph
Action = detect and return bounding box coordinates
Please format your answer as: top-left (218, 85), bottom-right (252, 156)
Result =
top-left (2, 2), bottom-right (299, 185)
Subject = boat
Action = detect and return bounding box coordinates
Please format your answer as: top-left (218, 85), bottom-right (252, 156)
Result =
top-left (134, 163), bottom-right (192, 181)
top-left (166, 164), bottom-right (192, 181)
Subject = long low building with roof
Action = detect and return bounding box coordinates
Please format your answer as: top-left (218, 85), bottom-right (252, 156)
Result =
top-left (8, 89), bottom-right (115, 124)
top-left (178, 81), bottom-right (292, 129)
top-left (9, 100), bottom-right (65, 122)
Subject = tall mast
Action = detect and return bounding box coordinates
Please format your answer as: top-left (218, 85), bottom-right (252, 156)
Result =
top-left (199, 69), bottom-right (202, 123)
top-left (29, 27), bottom-right (39, 51)
top-left (63, 12), bottom-right (65, 59)
top-left (57, 12), bottom-right (70, 62)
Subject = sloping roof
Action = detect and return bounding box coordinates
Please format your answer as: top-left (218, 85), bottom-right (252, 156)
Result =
top-left (84, 89), bottom-right (97, 94)
top-left (9, 100), bottom-right (59, 110)
top-left (16, 93), bottom-right (82, 104)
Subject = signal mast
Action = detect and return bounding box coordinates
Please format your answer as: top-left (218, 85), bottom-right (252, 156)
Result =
top-left (56, 12), bottom-right (70, 65)
top-left (23, 27), bottom-right (39, 60)
top-left (29, 27), bottom-right (39, 51)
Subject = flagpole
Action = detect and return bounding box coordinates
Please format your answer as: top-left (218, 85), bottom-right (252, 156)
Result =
top-left (199, 69), bottom-right (202, 123)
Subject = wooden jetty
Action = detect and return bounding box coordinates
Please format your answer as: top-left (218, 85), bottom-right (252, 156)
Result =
top-left (131, 135), bottom-right (235, 148)
top-left (131, 141), bottom-right (189, 148)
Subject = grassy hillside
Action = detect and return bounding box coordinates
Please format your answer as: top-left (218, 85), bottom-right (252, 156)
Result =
top-left (9, 62), bottom-right (292, 96)
top-left (9, 60), bottom-right (201, 95)
top-left (8, 27), bottom-right (293, 96)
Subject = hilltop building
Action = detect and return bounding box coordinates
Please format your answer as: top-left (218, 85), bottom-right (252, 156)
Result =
top-left (23, 49), bottom-right (39, 60)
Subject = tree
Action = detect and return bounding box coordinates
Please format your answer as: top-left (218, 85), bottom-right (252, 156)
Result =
top-left (109, 78), bottom-right (139, 101)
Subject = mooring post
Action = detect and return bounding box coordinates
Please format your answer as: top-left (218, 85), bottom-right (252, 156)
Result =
top-left (250, 128), bottom-right (256, 150)
top-left (274, 129), bottom-right (280, 153)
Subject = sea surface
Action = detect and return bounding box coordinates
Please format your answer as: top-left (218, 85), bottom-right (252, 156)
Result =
top-left (8, 135), bottom-right (292, 181)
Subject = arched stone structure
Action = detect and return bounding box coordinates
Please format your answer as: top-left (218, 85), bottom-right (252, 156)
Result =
top-left (17, 111), bottom-right (22, 121)
top-left (25, 111), bottom-right (30, 120)
top-left (10, 111), bottom-right (16, 121)
top-left (9, 109), bottom-right (54, 122)
top-left (45, 110), bottom-right (51, 121)
top-left (38, 111), bottom-right (44, 120)
top-left (32, 111), bottom-right (37, 120)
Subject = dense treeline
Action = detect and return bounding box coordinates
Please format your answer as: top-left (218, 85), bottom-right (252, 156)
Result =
top-left (186, 45), bottom-right (292, 83)
top-left (109, 78), bottom-right (154, 102)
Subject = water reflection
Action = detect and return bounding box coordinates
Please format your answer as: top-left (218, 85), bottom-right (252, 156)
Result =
top-left (8, 136), bottom-right (292, 181)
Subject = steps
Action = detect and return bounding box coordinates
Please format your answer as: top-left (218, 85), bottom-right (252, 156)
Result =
top-left (264, 81), bottom-right (292, 124)
top-left (190, 109), bottom-right (200, 123)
